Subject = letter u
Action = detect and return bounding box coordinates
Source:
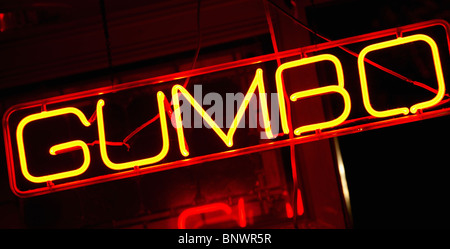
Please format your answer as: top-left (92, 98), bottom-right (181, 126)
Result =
top-left (96, 91), bottom-right (170, 170)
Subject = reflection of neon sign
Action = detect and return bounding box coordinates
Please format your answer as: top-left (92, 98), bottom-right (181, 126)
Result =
top-left (177, 197), bottom-right (297, 229)
top-left (3, 20), bottom-right (450, 197)
top-left (177, 194), bottom-right (305, 228)
top-left (178, 199), bottom-right (240, 229)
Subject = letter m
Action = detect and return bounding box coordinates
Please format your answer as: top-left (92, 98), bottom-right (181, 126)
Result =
top-left (171, 68), bottom-right (274, 157)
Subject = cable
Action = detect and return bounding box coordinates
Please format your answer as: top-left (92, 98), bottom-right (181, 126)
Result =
top-left (99, 0), bottom-right (115, 86)
top-left (123, 0), bottom-right (202, 144)
top-left (184, 0), bottom-right (202, 87)
top-left (88, 0), bottom-right (202, 149)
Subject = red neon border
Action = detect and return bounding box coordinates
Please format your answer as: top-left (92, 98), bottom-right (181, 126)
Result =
top-left (3, 19), bottom-right (450, 198)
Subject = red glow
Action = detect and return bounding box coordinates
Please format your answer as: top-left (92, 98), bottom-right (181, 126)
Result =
top-left (296, 189), bottom-right (304, 216)
top-left (284, 189), bottom-right (304, 218)
top-left (0, 13), bottom-right (5, 32)
top-left (285, 202), bottom-right (294, 218)
top-left (238, 197), bottom-right (246, 228)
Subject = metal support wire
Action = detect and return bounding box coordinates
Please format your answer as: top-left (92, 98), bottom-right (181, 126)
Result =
top-left (99, 0), bottom-right (115, 86)
top-left (183, 0), bottom-right (202, 87)
top-left (265, 0), bottom-right (448, 98)
top-left (263, 0), bottom-right (300, 229)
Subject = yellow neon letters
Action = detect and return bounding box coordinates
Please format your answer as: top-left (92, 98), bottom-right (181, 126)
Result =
top-left (16, 108), bottom-right (91, 183)
top-left (96, 91), bottom-right (170, 170)
top-left (172, 68), bottom-right (274, 157)
top-left (14, 33), bottom-right (447, 185)
top-left (276, 54), bottom-right (351, 135)
top-left (358, 34), bottom-right (445, 117)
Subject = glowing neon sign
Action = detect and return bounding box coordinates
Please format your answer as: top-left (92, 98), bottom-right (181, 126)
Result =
top-left (3, 20), bottom-right (450, 197)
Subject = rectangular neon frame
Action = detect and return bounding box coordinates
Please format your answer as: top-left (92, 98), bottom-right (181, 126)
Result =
top-left (3, 19), bottom-right (450, 197)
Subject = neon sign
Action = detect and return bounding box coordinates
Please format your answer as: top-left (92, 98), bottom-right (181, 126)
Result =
top-left (3, 20), bottom-right (450, 198)
top-left (177, 196), bottom-right (302, 229)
